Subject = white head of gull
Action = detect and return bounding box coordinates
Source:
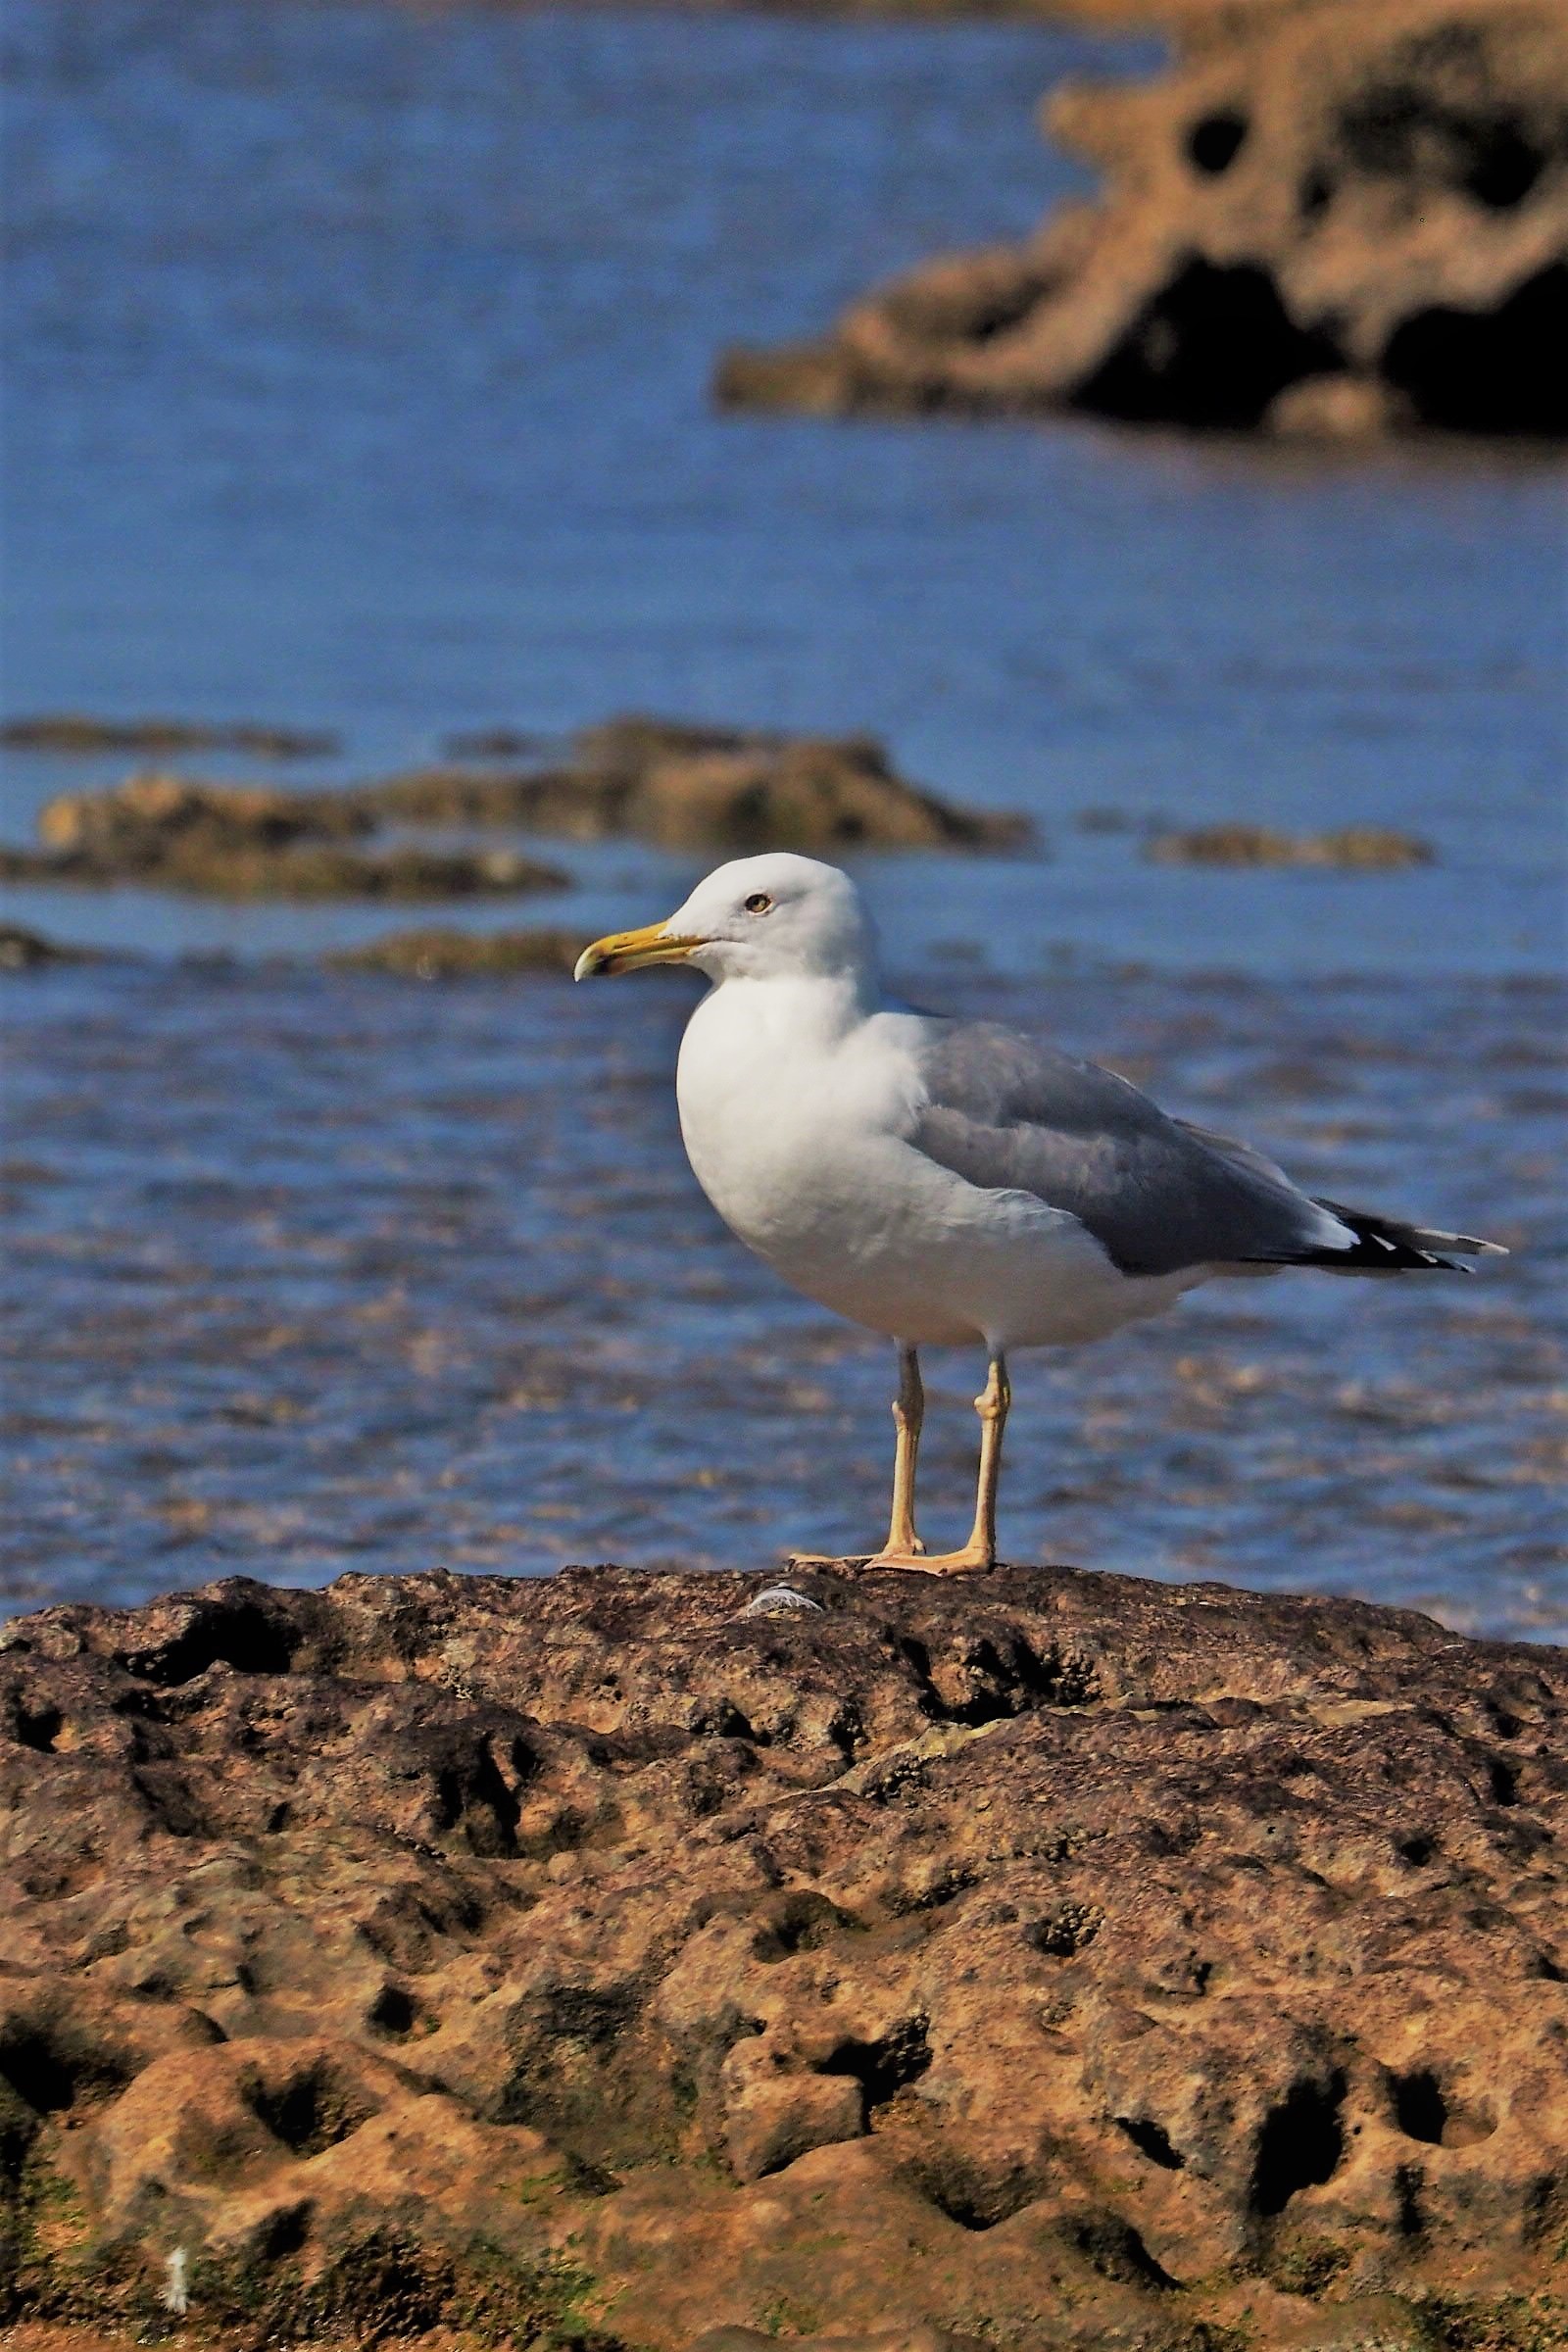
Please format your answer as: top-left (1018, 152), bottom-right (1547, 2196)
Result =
top-left (577, 854), bottom-right (1504, 1574)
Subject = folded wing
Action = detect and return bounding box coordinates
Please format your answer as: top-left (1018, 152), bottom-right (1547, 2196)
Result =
top-left (910, 1020), bottom-right (1499, 1278)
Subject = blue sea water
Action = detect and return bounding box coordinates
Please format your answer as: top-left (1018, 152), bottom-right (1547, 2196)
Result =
top-left (1, 0), bottom-right (1564, 1632)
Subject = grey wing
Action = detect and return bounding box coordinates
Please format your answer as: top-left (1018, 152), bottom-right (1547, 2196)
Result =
top-left (909, 1020), bottom-right (1354, 1278)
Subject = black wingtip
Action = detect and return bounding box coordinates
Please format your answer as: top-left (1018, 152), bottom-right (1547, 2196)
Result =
top-left (1306, 1199), bottom-right (1506, 1274)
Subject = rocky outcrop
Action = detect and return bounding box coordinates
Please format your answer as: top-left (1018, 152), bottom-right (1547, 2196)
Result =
top-left (0, 926), bottom-right (98, 972)
top-left (1145, 823), bottom-right (1434, 866)
top-left (716, 0), bottom-right (1568, 438)
top-left (0, 723), bottom-right (1025, 896)
top-left (0, 715), bottom-right (340, 759)
top-left (366, 719), bottom-right (1030, 853)
top-left (324, 926), bottom-right (588, 979)
top-left (2, 1562), bottom-right (1564, 2350)
top-left (0, 775), bottom-right (568, 902)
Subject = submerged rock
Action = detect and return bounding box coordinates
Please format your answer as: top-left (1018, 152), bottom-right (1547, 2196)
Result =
top-left (37, 771), bottom-right (371, 858)
top-left (1147, 822), bottom-right (1436, 867)
top-left (0, 713), bottom-right (340, 758)
top-left (1, 1562), bottom-right (1562, 2349)
top-left (367, 718), bottom-right (1030, 852)
top-left (440, 726), bottom-right (549, 760)
top-left (0, 925), bottom-right (98, 971)
top-left (1, 774), bottom-right (568, 901)
top-left (717, 0), bottom-right (1568, 438)
top-left (325, 926), bottom-right (586, 978)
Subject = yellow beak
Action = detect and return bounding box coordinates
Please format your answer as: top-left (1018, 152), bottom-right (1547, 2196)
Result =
top-left (573, 920), bottom-right (706, 981)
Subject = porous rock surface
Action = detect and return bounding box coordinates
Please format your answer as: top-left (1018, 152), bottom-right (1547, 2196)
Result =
top-left (1, 1563), bottom-right (1565, 2350)
top-left (716, 0), bottom-right (1568, 437)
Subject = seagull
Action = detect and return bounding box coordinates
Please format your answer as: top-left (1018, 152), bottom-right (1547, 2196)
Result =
top-left (575, 854), bottom-right (1504, 1575)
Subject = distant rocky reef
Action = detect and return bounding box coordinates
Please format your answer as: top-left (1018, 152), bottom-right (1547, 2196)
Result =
top-left (0, 719), bottom-right (1026, 898)
top-left (717, 0), bottom-right (1568, 439)
top-left (1, 1562), bottom-right (1565, 2350)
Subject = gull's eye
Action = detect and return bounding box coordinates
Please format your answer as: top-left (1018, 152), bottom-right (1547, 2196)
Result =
top-left (743, 892), bottom-right (773, 915)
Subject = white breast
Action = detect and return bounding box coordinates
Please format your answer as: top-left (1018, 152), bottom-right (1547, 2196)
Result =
top-left (674, 977), bottom-right (1194, 1351)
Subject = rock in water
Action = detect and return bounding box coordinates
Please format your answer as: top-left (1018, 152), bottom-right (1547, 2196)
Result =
top-left (367, 718), bottom-right (1031, 852)
top-left (0, 1564), bottom-right (1564, 2349)
top-left (716, 0), bottom-right (1568, 438)
top-left (1, 773), bottom-right (569, 900)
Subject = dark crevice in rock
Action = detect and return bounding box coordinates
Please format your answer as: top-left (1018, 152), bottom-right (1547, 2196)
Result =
top-left (1384, 265), bottom-right (1568, 434)
top-left (10, 1699), bottom-right (63, 1752)
top-left (367, 1984), bottom-right (419, 2038)
top-left (1076, 261), bottom-right (1342, 431)
top-left (0, 2020), bottom-right (128, 2116)
top-left (126, 1593), bottom-right (300, 1686)
top-left (897, 1630), bottom-right (1098, 1727)
top-left (1251, 2071), bottom-right (1348, 2215)
top-left (1116, 2113), bottom-right (1185, 2171)
top-left (1067, 2212), bottom-right (1179, 2290)
top-left (902, 2150), bottom-right (1041, 2231)
top-left (752, 1891), bottom-right (859, 1961)
top-left (247, 2063), bottom-right (372, 2157)
top-left (1188, 110), bottom-right (1249, 174)
top-left (542, 1984), bottom-right (643, 2049)
top-left (820, 2017), bottom-right (931, 2123)
top-left (1390, 2068), bottom-right (1447, 2144)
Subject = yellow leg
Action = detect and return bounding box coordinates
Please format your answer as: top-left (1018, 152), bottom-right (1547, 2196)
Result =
top-left (789, 1344), bottom-right (925, 1568)
top-left (878, 1353), bottom-right (1009, 1576)
top-left (874, 1345), bottom-right (925, 1559)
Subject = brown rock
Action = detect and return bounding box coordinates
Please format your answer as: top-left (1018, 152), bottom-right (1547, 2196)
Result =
top-left (1146, 822), bottom-right (1436, 866)
top-left (0, 714), bottom-right (341, 758)
top-left (4, 774), bottom-right (568, 901)
top-left (0, 926), bottom-right (97, 972)
top-left (324, 926), bottom-right (586, 979)
top-left (37, 770), bottom-right (371, 858)
top-left (1, 1562), bottom-right (1564, 2347)
top-left (367, 718), bottom-right (1030, 853)
top-left (717, 0), bottom-right (1568, 437)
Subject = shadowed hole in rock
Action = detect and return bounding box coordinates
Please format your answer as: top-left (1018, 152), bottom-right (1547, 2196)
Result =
top-left (898, 1631), bottom-right (1099, 1727)
top-left (900, 2148), bottom-right (1041, 2231)
top-left (752, 1891), bottom-right (859, 1961)
top-left (1396, 2161), bottom-right (1425, 2236)
top-left (1487, 1756), bottom-right (1520, 1806)
top-left (1075, 259), bottom-right (1340, 429)
top-left (1339, 74), bottom-right (1544, 209)
top-left (820, 2017), bottom-right (931, 2125)
top-left (431, 1736), bottom-right (529, 1857)
top-left (290, 2230), bottom-right (454, 2339)
top-left (692, 1696), bottom-right (762, 1742)
top-left (256, 2201), bottom-right (313, 2261)
top-left (1465, 120), bottom-right (1544, 207)
top-left (129, 1595), bottom-right (299, 1686)
top-left (1066, 2212), bottom-right (1178, 2289)
top-left (542, 1984), bottom-right (642, 2048)
top-left (1116, 2113), bottom-right (1184, 2170)
top-left (883, 1862), bottom-right (981, 1916)
top-left (1390, 2068), bottom-right (1496, 2148)
top-left (1391, 2068), bottom-right (1446, 2143)
top-left (1396, 1832), bottom-right (1437, 1866)
top-left (1188, 110), bottom-right (1249, 173)
top-left (1251, 2072), bottom-right (1347, 2215)
top-left (11, 1700), bottom-right (62, 1753)
top-left (1300, 168), bottom-right (1333, 218)
top-left (247, 2063), bottom-right (374, 2157)
top-left (1384, 265), bottom-right (1568, 435)
top-left (0, 2020), bottom-right (129, 2115)
top-left (366, 1984), bottom-right (419, 2038)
